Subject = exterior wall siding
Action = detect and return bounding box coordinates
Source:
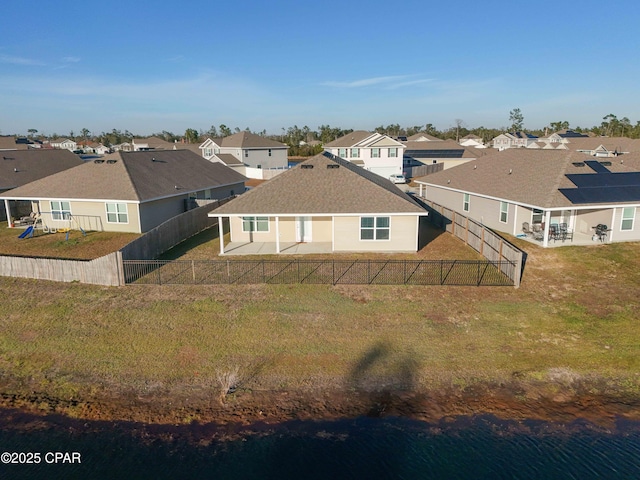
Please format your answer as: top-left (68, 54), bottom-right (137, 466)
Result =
top-left (333, 215), bottom-right (417, 252)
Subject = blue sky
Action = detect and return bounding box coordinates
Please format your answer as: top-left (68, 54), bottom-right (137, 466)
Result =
top-left (1, 0), bottom-right (639, 137)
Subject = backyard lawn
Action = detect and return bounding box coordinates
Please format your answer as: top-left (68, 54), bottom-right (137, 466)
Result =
top-left (0, 224), bottom-right (139, 259)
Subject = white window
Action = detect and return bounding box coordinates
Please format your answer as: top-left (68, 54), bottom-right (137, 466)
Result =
top-left (351, 148), bottom-right (360, 158)
top-left (371, 148), bottom-right (380, 158)
top-left (463, 193), bottom-right (470, 212)
top-left (621, 207), bottom-right (635, 231)
top-left (388, 147), bottom-right (398, 158)
top-left (532, 209), bottom-right (543, 224)
top-left (338, 148), bottom-right (347, 158)
top-left (50, 201), bottom-right (71, 220)
top-left (360, 216), bottom-right (390, 240)
top-left (268, 149), bottom-right (272, 157)
top-left (500, 201), bottom-right (508, 223)
top-left (106, 203), bottom-right (128, 223)
top-left (244, 150), bottom-right (249, 158)
top-left (204, 147), bottom-right (213, 157)
top-left (242, 216), bottom-right (269, 232)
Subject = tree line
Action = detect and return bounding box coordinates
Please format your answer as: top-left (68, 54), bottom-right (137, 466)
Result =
top-left (17, 112), bottom-right (640, 157)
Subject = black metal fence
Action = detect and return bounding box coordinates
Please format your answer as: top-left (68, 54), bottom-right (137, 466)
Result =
top-left (123, 259), bottom-right (515, 286)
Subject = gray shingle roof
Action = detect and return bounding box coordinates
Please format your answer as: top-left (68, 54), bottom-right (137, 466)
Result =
top-left (415, 149), bottom-right (640, 208)
top-left (213, 152), bottom-right (426, 215)
top-left (0, 149), bottom-right (83, 191)
top-left (323, 131), bottom-right (373, 148)
top-left (2, 149), bottom-right (246, 202)
top-left (219, 131), bottom-right (288, 149)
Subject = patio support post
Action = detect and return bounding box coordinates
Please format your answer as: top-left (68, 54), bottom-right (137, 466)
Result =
top-left (275, 216), bottom-right (280, 253)
top-left (4, 199), bottom-right (12, 227)
top-left (543, 210), bottom-right (551, 247)
top-left (218, 216), bottom-right (224, 255)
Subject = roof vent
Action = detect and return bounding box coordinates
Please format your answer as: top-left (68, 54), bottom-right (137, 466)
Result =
top-left (13, 167), bottom-right (18, 172)
top-left (301, 164), bottom-right (314, 169)
top-left (599, 161), bottom-right (612, 166)
top-left (572, 162), bottom-right (585, 167)
top-left (106, 159), bottom-right (117, 164)
top-left (94, 159), bottom-right (104, 164)
top-left (327, 164), bottom-right (339, 169)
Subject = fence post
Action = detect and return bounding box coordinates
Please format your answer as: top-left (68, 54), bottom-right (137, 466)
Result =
top-left (157, 261), bottom-right (161, 285)
top-left (513, 251), bottom-right (523, 289)
top-left (192, 260), bottom-right (196, 283)
top-left (480, 228), bottom-right (485, 255)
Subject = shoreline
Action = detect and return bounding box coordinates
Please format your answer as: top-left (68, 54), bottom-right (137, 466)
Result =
top-left (2, 382), bottom-right (640, 442)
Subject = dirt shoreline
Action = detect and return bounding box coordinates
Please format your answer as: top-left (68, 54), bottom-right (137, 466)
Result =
top-left (2, 382), bottom-right (640, 442)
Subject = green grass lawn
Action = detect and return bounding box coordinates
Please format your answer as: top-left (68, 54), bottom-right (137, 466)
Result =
top-left (1, 236), bottom-right (639, 404)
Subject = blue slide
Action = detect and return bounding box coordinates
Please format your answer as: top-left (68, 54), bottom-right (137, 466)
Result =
top-left (18, 226), bottom-right (34, 239)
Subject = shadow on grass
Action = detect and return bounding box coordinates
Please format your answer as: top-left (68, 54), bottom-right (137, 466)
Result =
top-left (347, 340), bottom-right (420, 416)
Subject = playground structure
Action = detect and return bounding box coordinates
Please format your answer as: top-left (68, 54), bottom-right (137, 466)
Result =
top-left (17, 212), bottom-right (86, 241)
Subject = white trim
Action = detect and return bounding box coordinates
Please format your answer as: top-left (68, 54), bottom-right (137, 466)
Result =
top-left (359, 216), bottom-right (391, 241)
top-left (620, 206), bottom-right (636, 232)
top-left (275, 216), bottom-right (280, 253)
top-left (105, 202), bottom-right (129, 224)
top-left (208, 212), bottom-right (424, 218)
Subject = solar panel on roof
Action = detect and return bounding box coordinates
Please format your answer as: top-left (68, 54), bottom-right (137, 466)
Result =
top-left (404, 150), bottom-right (464, 158)
top-left (566, 172), bottom-right (640, 188)
top-left (584, 160), bottom-right (611, 174)
top-left (559, 186), bottom-right (640, 204)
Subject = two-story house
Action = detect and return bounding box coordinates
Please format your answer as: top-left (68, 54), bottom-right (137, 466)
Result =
top-left (323, 131), bottom-right (405, 179)
top-left (199, 132), bottom-right (289, 179)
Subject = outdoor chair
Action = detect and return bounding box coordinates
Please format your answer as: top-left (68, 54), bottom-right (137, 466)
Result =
top-left (549, 224), bottom-right (559, 242)
top-left (559, 223), bottom-right (573, 242)
top-left (522, 222), bottom-right (533, 237)
top-left (532, 223), bottom-right (544, 241)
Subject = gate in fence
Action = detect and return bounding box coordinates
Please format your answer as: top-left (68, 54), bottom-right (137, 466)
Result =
top-left (123, 259), bottom-right (515, 286)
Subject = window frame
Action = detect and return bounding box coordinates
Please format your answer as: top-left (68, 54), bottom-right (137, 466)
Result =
top-left (105, 202), bottom-right (129, 224)
top-left (360, 216), bottom-right (390, 241)
top-left (371, 148), bottom-right (380, 158)
top-left (338, 148), bottom-right (347, 158)
top-left (463, 193), bottom-right (470, 212)
top-left (621, 207), bottom-right (635, 231)
top-left (388, 147), bottom-right (397, 158)
top-left (242, 216), bottom-right (269, 233)
top-left (50, 200), bottom-right (71, 221)
top-left (499, 201), bottom-right (509, 223)
top-left (350, 148), bottom-right (360, 158)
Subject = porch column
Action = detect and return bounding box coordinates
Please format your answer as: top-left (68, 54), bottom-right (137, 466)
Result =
top-left (542, 210), bottom-right (551, 247)
top-left (275, 216), bottom-right (280, 254)
top-left (218, 216), bottom-right (224, 255)
top-left (419, 184), bottom-right (423, 198)
top-left (4, 199), bottom-right (12, 227)
top-left (609, 208), bottom-right (616, 243)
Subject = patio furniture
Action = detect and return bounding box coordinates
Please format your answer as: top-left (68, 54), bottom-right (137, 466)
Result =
top-left (549, 224), bottom-right (559, 242)
top-left (593, 224), bottom-right (609, 242)
top-left (522, 222), bottom-right (533, 237)
top-left (532, 222), bottom-right (544, 241)
top-left (559, 223), bottom-right (573, 242)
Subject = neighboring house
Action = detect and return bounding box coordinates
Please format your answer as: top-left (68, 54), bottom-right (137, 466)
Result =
top-left (48, 138), bottom-right (78, 151)
top-left (402, 139), bottom-right (487, 171)
top-left (210, 152), bottom-right (428, 254)
top-left (459, 134), bottom-right (486, 148)
top-left (1, 150), bottom-right (246, 233)
top-left (0, 136), bottom-right (39, 151)
top-left (546, 129), bottom-right (589, 143)
top-left (406, 133), bottom-right (443, 142)
top-left (1, 149), bottom-right (83, 221)
top-left (199, 132), bottom-right (289, 179)
top-left (568, 137), bottom-right (640, 158)
top-left (491, 132), bottom-right (538, 150)
top-left (414, 149), bottom-right (640, 247)
top-left (132, 136), bottom-right (177, 151)
top-left (323, 131), bottom-right (405, 179)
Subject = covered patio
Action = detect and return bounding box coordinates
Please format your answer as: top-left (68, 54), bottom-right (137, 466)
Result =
top-left (221, 241), bottom-right (333, 255)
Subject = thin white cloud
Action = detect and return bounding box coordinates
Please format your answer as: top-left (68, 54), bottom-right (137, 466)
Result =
top-left (321, 75), bottom-right (413, 88)
top-left (62, 56), bottom-right (81, 63)
top-left (385, 78), bottom-right (434, 90)
top-left (0, 54), bottom-right (46, 66)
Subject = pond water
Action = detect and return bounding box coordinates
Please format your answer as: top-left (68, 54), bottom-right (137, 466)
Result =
top-left (1, 415), bottom-right (639, 479)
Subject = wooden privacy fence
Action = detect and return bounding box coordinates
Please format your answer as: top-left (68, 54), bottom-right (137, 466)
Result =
top-left (422, 200), bottom-right (524, 287)
top-left (0, 252), bottom-right (123, 286)
top-left (123, 259), bottom-right (514, 286)
top-left (119, 197), bottom-right (233, 261)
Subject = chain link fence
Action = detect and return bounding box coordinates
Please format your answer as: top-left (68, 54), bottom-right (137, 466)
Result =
top-left (124, 258), bottom-right (514, 286)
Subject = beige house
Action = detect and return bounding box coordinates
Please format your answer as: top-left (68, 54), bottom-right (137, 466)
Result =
top-left (1, 150), bottom-right (246, 233)
top-left (415, 149), bottom-right (640, 247)
top-left (211, 153), bottom-right (428, 254)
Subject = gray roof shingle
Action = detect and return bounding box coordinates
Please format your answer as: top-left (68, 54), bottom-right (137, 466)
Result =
top-left (3, 149), bottom-right (246, 202)
top-left (0, 149), bottom-right (83, 191)
top-left (213, 152), bottom-right (426, 215)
